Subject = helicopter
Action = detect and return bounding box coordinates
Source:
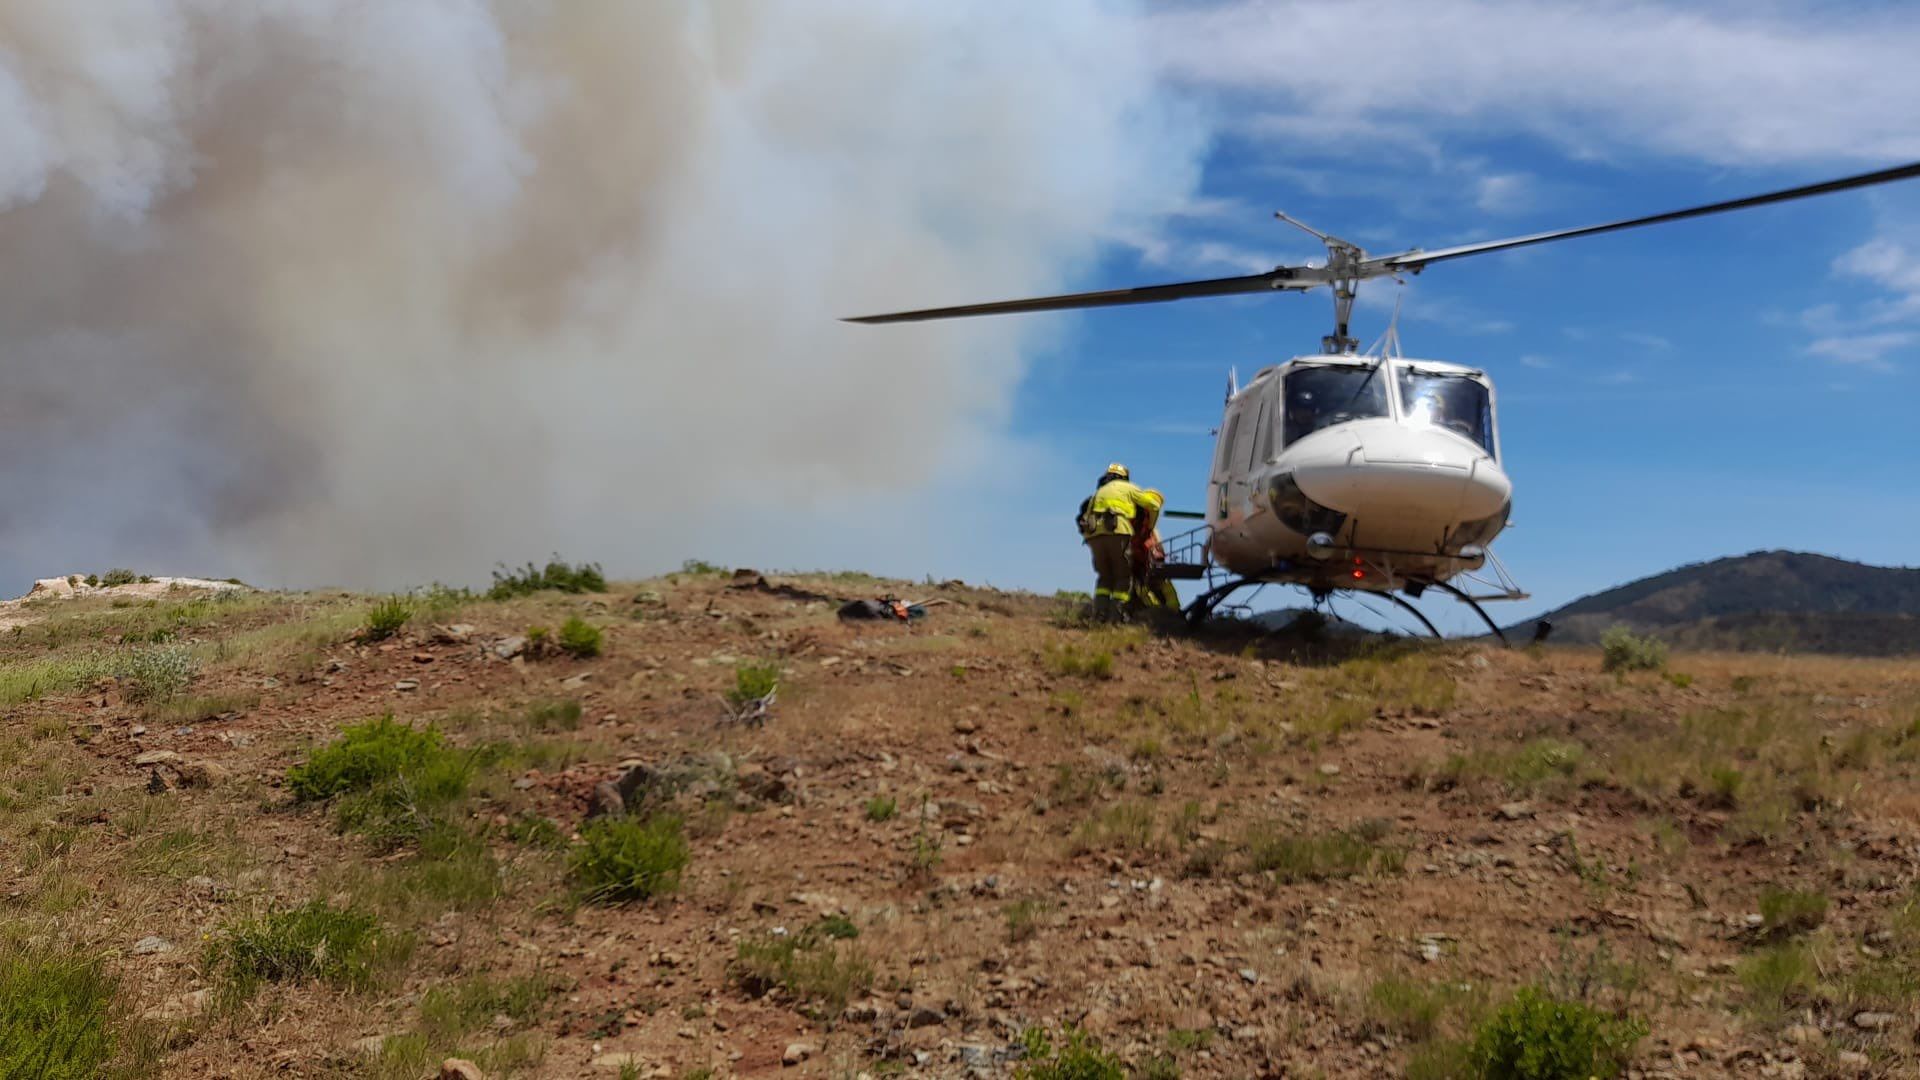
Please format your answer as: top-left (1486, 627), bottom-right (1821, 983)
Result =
top-left (848, 161), bottom-right (1920, 639)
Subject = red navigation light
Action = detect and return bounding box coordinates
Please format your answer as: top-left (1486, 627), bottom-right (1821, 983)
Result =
top-left (1351, 569), bottom-right (1365, 579)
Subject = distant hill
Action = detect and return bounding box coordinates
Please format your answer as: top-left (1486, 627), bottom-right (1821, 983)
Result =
top-left (1522, 550), bottom-right (1920, 656)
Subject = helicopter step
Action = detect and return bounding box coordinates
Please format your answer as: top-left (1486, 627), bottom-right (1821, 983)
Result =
top-left (1157, 523), bottom-right (1213, 581)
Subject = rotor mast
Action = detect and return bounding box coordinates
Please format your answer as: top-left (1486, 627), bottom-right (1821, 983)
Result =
top-left (1274, 211), bottom-right (1373, 354)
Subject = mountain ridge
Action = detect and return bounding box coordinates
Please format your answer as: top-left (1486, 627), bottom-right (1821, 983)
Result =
top-left (1522, 549), bottom-right (1920, 655)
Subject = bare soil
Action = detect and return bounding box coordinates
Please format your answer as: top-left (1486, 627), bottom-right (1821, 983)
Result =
top-left (3, 571), bottom-right (1917, 1078)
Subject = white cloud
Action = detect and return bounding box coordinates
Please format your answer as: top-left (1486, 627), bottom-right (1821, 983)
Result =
top-left (1474, 173), bottom-right (1534, 215)
top-left (1806, 332), bottom-right (1914, 370)
top-left (1620, 331), bottom-right (1675, 351)
top-left (1519, 354), bottom-right (1553, 369)
top-left (1149, 1), bottom-right (1920, 166)
top-left (1832, 238), bottom-right (1920, 323)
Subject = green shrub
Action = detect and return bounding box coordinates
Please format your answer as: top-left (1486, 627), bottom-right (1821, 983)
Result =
top-left (557, 616), bottom-right (602, 658)
top-left (1738, 943), bottom-right (1816, 1013)
top-left (363, 596), bottom-right (414, 641)
top-left (286, 715), bottom-right (447, 802)
top-left (417, 973), bottom-right (556, 1045)
top-left (521, 698), bottom-right (583, 732)
top-left (1136, 1054), bottom-right (1180, 1080)
top-left (1005, 899), bottom-right (1044, 943)
top-left (98, 569), bottom-right (140, 588)
top-left (368, 824), bottom-right (503, 912)
top-left (1466, 986), bottom-right (1645, 1080)
top-left (488, 558), bottom-right (607, 600)
top-left (1042, 641), bottom-right (1114, 680)
top-left (1600, 626), bottom-right (1667, 673)
top-left (0, 941), bottom-right (148, 1079)
top-left (285, 716), bottom-right (481, 849)
top-left (1243, 824), bottom-right (1405, 883)
top-left (1758, 886), bottom-right (1828, 940)
top-left (503, 812), bottom-right (566, 849)
top-left (864, 794), bottom-right (897, 822)
top-left (1015, 1025), bottom-right (1125, 1080)
top-left (727, 661), bottom-right (780, 708)
top-left (571, 815), bottom-right (689, 903)
top-left (119, 644), bottom-right (197, 703)
top-left (730, 926), bottom-right (874, 1015)
top-left (206, 900), bottom-right (404, 997)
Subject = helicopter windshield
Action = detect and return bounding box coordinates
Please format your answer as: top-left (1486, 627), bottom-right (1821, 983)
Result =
top-left (1397, 369), bottom-right (1494, 454)
top-left (1282, 365), bottom-right (1390, 445)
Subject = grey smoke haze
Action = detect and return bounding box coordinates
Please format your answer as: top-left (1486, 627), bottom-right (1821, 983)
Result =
top-left (0, 1), bottom-right (1205, 591)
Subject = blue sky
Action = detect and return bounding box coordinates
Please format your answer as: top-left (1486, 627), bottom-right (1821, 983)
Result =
top-left (952, 1), bottom-right (1920, 628)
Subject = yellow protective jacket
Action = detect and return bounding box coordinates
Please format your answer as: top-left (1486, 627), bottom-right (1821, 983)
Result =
top-left (1083, 480), bottom-right (1163, 538)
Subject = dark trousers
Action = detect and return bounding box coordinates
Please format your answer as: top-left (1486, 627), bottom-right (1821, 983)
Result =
top-left (1087, 534), bottom-right (1133, 602)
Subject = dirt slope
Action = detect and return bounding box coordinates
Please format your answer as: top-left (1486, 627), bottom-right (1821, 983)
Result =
top-left (2, 571), bottom-right (1918, 1078)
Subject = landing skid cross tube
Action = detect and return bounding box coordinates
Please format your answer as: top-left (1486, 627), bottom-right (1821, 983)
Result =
top-left (1426, 579), bottom-right (1509, 646)
top-left (1381, 591), bottom-right (1442, 640)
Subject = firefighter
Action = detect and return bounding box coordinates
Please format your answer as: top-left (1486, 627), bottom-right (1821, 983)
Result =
top-left (1130, 488), bottom-right (1182, 611)
top-left (1078, 463), bottom-right (1163, 622)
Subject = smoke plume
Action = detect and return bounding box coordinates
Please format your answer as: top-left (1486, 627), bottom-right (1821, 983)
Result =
top-left (0, 1), bottom-right (1204, 589)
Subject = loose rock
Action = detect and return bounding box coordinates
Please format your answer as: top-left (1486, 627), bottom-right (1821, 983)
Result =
top-left (439, 1060), bottom-right (486, 1080)
top-left (783, 1042), bottom-right (815, 1066)
top-left (1851, 1010), bottom-right (1895, 1031)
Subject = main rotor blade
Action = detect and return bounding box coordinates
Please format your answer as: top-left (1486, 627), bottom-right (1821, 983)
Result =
top-left (843, 267), bottom-right (1307, 323)
top-left (1373, 160), bottom-right (1920, 272)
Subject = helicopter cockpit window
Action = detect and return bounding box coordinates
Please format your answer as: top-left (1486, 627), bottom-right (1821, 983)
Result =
top-left (1396, 370), bottom-right (1495, 455)
top-left (1282, 365), bottom-right (1390, 445)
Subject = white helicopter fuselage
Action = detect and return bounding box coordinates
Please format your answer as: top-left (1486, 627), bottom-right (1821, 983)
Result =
top-left (1203, 354), bottom-right (1512, 594)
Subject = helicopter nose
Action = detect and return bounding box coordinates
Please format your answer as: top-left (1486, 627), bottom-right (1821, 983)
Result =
top-left (1293, 426), bottom-right (1509, 522)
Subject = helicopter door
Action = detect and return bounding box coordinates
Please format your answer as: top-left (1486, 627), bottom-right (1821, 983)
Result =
top-left (1210, 406), bottom-right (1243, 520)
top-left (1215, 390), bottom-right (1266, 523)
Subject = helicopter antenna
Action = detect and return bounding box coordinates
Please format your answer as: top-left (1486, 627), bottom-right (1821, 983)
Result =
top-left (1364, 289), bottom-right (1406, 360)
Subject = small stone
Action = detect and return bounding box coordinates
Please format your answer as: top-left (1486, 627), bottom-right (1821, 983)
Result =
top-left (439, 1060), bottom-right (485, 1080)
top-left (131, 936), bottom-right (172, 955)
top-left (907, 1005), bottom-right (944, 1028)
top-left (736, 764), bottom-right (792, 804)
top-left (411, 652), bottom-right (436, 664)
top-left (173, 760), bottom-right (228, 789)
top-left (561, 671), bottom-right (594, 690)
top-left (1238, 968), bottom-right (1259, 984)
top-left (590, 1052), bottom-right (646, 1071)
top-left (393, 679), bottom-right (420, 692)
top-left (141, 989), bottom-right (207, 1022)
top-left (586, 782), bottom-right (626, 820)
top-left (1496, 802), bottom-right (1535, 821)
top-left (433, 624), bottom-right (476, 644)
top-left (128, 724), bottom-right (146, 736)
top-left (783, 1042), bottom-right (815, 1066)
top-left (133, 750), bottom-right (181, 767)
top-left (1835, 1050), bottom-right (1870, 1071)
top-left (953, 716), bottom-right (978, 734)
top-left (1317, 763), bottom-right (1340, 777)
top-left (1774, 1014), bottom-right (1820, 1045)
top-left (1851, 1010), bottom-right (1895, 1031)
top-left (491, 635), bottom-right (528, 660)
